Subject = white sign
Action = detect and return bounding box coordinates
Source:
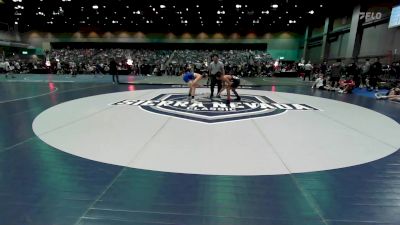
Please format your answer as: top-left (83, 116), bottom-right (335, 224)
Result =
top-left (360, 12), bottom-right (383, 22)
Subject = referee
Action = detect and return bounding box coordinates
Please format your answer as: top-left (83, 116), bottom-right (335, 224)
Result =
top-left (208, 54), bottom-right (225, 99)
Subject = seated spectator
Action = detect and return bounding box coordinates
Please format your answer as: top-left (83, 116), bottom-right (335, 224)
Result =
top-left (338, 76), bottom-right (356, 94)
top-left (312, 74), bottom-right (328, 90)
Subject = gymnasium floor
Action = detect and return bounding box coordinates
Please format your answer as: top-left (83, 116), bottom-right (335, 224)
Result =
top-left (1, 74), bottom-right (400, 225)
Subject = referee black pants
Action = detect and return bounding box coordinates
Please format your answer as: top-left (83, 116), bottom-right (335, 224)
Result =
top-left (369, 76), bottom-right (378, 89)
top-left (112, 73), bottom-right (119, 83)
top-left (303, 70), bottom-right (311, 81)
top-left (210, 75), bottom-right (222, 96)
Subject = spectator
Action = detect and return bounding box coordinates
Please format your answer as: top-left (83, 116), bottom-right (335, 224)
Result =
top-left (395, 62), bottom-right (400, 79)
top-left (361, 59), bottom-right (371, 88)
top-left (320, 61), bottom-right (328, 76)
top-left (368, 58), bottom-right (382, 92)
top-left (330, 59), bottom-right (343, 88)
top-left (3, 60), bottom-right (11, 78)
top-left (346, 60), bottom-right (360, 87)
top-left (304, 60), bottom-right (313, 81)
top-left (312, 74), bottom-right (328, 90)
top-left (109, 58), bottom-right (119, 84)
top-left (338, 76), bottom-right (356, 94)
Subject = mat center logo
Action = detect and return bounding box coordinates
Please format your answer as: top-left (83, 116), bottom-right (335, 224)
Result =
top-left (112, 94), bottom-right (319, 123)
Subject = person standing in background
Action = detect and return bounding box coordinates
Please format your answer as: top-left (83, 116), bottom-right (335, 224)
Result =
top-left (347, 60), bottom-right (360, 87)
top-left (160, 62), bottom-right (166, 76)
top-left (320, 61), bottom-right (328, 76)
top-left (304, 60), bottom-right (313, 81)
top-left (110, 58), bottom-right (119, 84)
top-left (3, 60), bottom-right (11, 78)
top-left (368, 58), bottom-right (382, 92)
top-left (330, 59), bottom-right (343, 88)
top-left (395, 62), bottom-right (400, 79)
top-left (361, 59), bottom-right (370, 88)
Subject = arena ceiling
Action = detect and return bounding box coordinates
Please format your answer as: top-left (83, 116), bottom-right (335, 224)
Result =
top-left (0, 0), bottom-right (396, 34)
